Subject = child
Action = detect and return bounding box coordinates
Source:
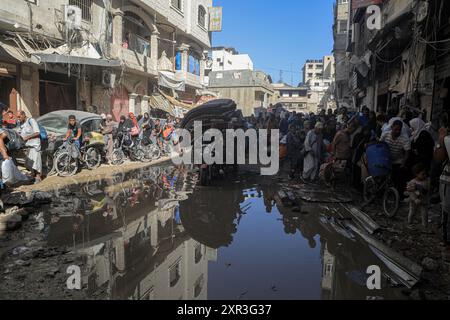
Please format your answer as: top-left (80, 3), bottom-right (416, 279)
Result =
top-left (64, 115), bottom-right (83, 159)
top-left (406, 163), bottom-right (430, 228)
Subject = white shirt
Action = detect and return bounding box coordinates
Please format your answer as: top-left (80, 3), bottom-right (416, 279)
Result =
top-left (382, 117), bottom-right (411, 137)
top-left (20, 118), bottom-right (41, 149)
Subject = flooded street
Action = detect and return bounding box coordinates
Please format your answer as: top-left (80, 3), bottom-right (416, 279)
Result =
top-left (0, 164), bottom-right (408, 300)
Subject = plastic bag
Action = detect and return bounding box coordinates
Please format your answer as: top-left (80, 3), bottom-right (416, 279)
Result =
top-left (2, 159), bottom-right (30, 186)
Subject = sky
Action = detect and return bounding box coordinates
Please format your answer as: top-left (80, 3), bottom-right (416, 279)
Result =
top-left (212, 0), bottom-right (336, 86)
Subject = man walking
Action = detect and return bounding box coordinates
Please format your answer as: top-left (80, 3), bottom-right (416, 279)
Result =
top-left (303, 122), bottom-right (324, 181)
top-left (381, 120), bottom-right (411, 195)
top-left (18, 111), bottom-right (42, 183)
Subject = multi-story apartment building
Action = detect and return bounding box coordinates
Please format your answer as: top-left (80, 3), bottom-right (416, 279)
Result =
top-left (208, 69), bottom-right (275, 116)
top-left (0, 0), bottom-right (217, 119)
top-left (339, 0), bottom-right (450, 125)
top-left (208, 47), bottom-right (254, 72)
top-left (301, 56), bottom-right (336, 112)
top-left (273, 83), bottom-right (309, 113)
top-left (333, 0), bottom-right (351, 110)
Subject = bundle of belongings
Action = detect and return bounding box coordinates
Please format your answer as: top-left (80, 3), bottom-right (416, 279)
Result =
top-left (1, 129), bottom-right (30, 187)
top-left (180, 99), bottom-right (245, 133)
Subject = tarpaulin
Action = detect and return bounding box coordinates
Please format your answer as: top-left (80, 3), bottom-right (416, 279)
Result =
top-left (149, 93), bottom-right (176, 116)
top-left (158, 71), bottom-right (185, 91)
top-left (158, 89), bottom-right (194, 110)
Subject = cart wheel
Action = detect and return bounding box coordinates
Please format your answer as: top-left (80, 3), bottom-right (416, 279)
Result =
top-left (383, 187), bottom-right (400, 218)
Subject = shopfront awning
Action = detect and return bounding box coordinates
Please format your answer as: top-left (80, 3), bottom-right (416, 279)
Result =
top-left (32, 53), bottom-right (121, 67)
top-left (0, 40), bottom-right (29, 63)
top-left (31, 41), bottom-right (121, 67)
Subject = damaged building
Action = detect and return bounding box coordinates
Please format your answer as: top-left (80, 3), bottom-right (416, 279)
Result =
top-left (333, 0), bottom-right (450, 126)
top-left (0, 0), bottom-right (219, 119)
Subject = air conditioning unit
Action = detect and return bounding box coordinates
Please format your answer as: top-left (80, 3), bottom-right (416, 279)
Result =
top-left (63, 5), bottom-right (82, 30)
top-left (102, 70), bottom-right (116, 89)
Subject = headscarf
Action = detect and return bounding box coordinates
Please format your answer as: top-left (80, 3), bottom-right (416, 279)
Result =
top-left (410, 118), bottom-right (426, 142)
top-left (129, 112), bottom-right (138, 127)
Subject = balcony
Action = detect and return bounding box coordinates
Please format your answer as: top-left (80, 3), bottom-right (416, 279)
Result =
top-left (185, 72), bottom-right (202, 89)
top-left (120, 46), bottom-right (157, 76)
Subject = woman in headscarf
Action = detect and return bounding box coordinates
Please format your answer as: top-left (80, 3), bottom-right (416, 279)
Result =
top-left (138, 112), bottom-right (154, 142)
top-left (408, 117), bottom-right (435, 171)
top-left (128, 112), bottom-right (138, 128)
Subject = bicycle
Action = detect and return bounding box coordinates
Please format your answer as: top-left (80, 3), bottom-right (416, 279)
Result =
top-left (363, 172), bottom-right (400, 218)
top-left (137, 136), bottom-right (161, 162)
top-left (111, 130), bottom-right (145, 165)
top-left (361, 142), bottom-right (400, 218)
top-left (54, 139), bottom-right (102, 177)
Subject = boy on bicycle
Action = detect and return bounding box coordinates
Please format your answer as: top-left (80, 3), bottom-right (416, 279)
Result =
top-left (64, 115), bottom-right (83, 155)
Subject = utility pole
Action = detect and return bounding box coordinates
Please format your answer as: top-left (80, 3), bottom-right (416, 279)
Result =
top-left (290, 63), bottom-right (293, 86)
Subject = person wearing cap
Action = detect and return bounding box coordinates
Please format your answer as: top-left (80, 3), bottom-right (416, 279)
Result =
top-left (303, 122), bottom-right (325, 181)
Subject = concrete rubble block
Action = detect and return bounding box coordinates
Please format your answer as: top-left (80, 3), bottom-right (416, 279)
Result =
top-left (5, 206), bottom-right (29, 221)
top-left (0, 212), bottom-right (22, 231)
top-left (2, 192), bottom-right (34, 206)
top-left (30, 191), bottom-right (53, 205)
top-left (1, 191), bottom-right (53, 207)
top-left (422, 257), bottom-right (439, 272)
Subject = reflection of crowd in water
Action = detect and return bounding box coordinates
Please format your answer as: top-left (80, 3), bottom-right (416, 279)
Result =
top-left (45, 165), bottom-right (191, 246)
top-left (41, 164), bottom-right (221, 299)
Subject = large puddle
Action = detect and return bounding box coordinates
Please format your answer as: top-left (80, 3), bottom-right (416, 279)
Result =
top-left (7, 164), bottom-right (407, 300)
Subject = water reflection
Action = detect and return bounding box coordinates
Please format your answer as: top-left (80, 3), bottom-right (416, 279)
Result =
top-left (39, 166), bottom-right (405, 300)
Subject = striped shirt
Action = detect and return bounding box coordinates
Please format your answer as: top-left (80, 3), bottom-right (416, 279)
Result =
top-left (381, 131), bottom-right (411, 164)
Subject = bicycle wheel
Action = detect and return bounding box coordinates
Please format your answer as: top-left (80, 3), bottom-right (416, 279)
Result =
top-left (149, 144), bottom-right (161, 160)
top-left (111, 149), bottom-right (125, 166)
top-left (55, 152), bottom-right (78, 177)
top-left (131, 148), bottom-right (145, 162)
top-left (383, 187), bottom-right (400, 218)
top-left (84, 147), bottom-right (101, 170)
top-left (140, 145), bottom-right (153, 163)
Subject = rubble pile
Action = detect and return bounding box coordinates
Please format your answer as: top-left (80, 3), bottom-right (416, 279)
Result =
top-left (0, 191), bottom-right (52, 232)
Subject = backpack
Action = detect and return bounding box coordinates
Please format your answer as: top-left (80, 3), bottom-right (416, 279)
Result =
top-left (4, 129), bottom-right (24, 152)
top-left (28, 118), bottom-right (48, 143)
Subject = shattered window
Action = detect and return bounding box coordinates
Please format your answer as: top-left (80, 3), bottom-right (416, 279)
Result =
top-left (69, 0), bottom-right (92, 22)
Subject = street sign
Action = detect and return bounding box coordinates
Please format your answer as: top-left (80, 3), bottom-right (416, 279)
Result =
top-left (209, 7), bottom-right (222, 32)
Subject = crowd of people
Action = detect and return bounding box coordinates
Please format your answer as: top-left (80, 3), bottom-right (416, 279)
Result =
top-left (247, 104), bottom-right (450, 249)
top-left (0, 102), bottom-right (181, 188)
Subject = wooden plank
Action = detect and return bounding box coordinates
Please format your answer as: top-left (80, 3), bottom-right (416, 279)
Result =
top-left (341, 203), bottom-right (380, 234)
top-left (346, 222), bottom-right (422, 288)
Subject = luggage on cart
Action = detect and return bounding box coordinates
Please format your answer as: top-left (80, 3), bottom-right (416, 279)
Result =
top-left (366, 142), bottom-right (392, 177)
